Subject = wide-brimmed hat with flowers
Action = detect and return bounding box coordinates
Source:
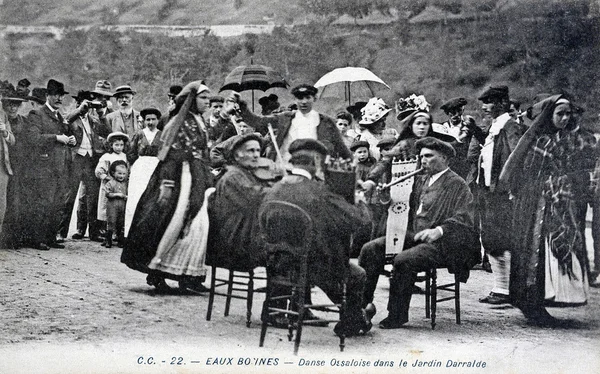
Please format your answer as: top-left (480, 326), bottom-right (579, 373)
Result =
top-left (359, 97), bottom-right (392, 125)
top-left (395, 94), bottom-right (430, 121)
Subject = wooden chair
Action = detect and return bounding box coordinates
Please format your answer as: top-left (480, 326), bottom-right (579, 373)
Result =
top-left (425, 268), bottom-right (461, 330)
top-left (258, 200), bottom-right (346, 355)
top-left (205, 265), bottom-right (266, 327)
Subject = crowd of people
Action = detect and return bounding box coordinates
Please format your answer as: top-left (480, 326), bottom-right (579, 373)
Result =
top-left (0, 75), bottom-right (599, 336)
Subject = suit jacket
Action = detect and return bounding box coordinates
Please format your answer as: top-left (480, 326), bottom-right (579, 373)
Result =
top-left (106, 109), bottom-right (141, 138)
top-left (28, 105), bottom-right (73, 176)
top-left (66, 111), bottom-right (111, 157)
top-left (241, 108), bottom-right (352, 160)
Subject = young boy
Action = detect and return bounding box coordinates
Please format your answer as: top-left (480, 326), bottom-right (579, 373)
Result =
top-left (104, 160), bottom-right (128, 248)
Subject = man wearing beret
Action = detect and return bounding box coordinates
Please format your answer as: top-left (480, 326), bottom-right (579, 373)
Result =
top-left (57, 89), bottom-right (112, 242)
top-left (106, 85), bottom-right (140, 138)
top-left (359, 137), bottom-right (479, 328)
top-left (238, 84), bottom-right (351, 162)
top-left (261, 138), bottom-right (375, 336)
top-left (474, 85), bottom-right (526, 305)
top-left (27, 79), bottom-right (76, 250)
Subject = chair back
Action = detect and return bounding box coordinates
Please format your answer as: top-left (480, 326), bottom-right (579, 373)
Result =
top-left (259, 200), bottom-right (312, 247)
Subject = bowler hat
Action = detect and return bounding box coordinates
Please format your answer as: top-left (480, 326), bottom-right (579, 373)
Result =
top-left (289, 138), bottom-right (328, 156)
top-left (415, 137), bottom-right (456, 159)
top-left (349, 140), bottom-right (370, 152)
top-left (71, 90), bottom-right (94, 103)
top-left (112, 85), bottom-right (136, 97)
top-left (140, 107), bottom-right (162, 120)
top-left (92, 80), bottom-right (113, 97)
top-left (28, 87), bottom-right (47, 104)
top-left (47, 79), bottom-right (68, 96)
top-left (291, 84), bottom-right (318, 98)
top-left (478, 86), bottom-right (509, 103)
top-left (440, 97), bottom-right (467, 114)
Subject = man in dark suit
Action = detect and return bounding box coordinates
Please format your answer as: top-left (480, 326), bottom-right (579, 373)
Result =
top-left (239, 84), bottom-right (352, 161)
top-left (360, 137), bottom-right (480, 329)
top-left (57, 90), bottom-right (111, 242)
top-left (28, 79), bottom-right (75, 250)
top-left (262, 139), bottom-right (374, 337)
top-left (474, 86), bottom-right (525, 304)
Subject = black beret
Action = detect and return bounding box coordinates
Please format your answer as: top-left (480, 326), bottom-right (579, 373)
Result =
top-left (415, 136), bottom-right (456, 158)
top-left (228, 133), bottom-right (263, 159)
top-left (478, 85), bottom-right (509, 102)
top-left (140, 107), bottom-right (162, 120)
top-left (258, 96), bottom-right (270, 106)
top-left (291, 84), bottom-right (318, 98)
top-left (288, 138), bottom-right (328, 156)
top-left (349, 140), bottom-right (370, 152)
top-left (440, 97), bottom-right (467, 113)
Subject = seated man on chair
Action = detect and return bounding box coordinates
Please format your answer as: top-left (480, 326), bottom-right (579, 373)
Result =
top-left (359, 137), bottom-right (480, 329)
top-left (262, 138), bottom-right (375, 337)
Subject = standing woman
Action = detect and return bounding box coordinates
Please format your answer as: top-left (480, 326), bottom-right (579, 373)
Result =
top-left (0, 83), bottom-right (19, 246)
top-left (124, 108), bottom-right (163, 236)
top-left (499, 95), bottom-right (598, 325)
top-left (122, 80), bottom-right (214, 293)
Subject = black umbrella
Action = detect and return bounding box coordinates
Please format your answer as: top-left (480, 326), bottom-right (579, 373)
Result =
top-left (220, 64), bottom-right (288, 110)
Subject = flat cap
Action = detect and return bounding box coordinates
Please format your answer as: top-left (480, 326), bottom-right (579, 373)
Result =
top-left (478, 85), bottom-right (509, 102)
top-left (440, 97), bottom-right (467, 113)
top-left (377, 136), bottom-right (396, 148)
top-left (291, 84), bottom-right (318, 98)
top-left (415, 136), bottom-right (456, 158)
top-left (288, 138), bottom-right (328, 156)
top-left (228, 133), bottom-right (263, 160)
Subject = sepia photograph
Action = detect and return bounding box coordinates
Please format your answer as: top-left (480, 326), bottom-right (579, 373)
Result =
top-left (0, 0), bottom-right (599, 373)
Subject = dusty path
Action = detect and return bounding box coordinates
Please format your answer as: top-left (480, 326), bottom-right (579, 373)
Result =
top-left (1, 240), bottom-right (599, 374)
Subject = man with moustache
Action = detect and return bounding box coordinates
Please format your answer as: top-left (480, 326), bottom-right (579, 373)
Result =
top-left (28, 79), bottom-right (76, 250)
top-left (56, 89), bottom-right (111, 242)
top-left (475, 86), bottom-right (525, 305)
top-left (372, 137), bottom-right (480, 328)
top-left (106, 85), bottom-right (140, 138)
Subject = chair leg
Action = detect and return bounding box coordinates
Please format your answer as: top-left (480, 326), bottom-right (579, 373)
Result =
top-left (339, 281), bottom-right (347, 352)
top-left (206, 265), bottom-right (217, 321)
top-left (246, 271), bottom-right (254, 328)
top-left (224, 270), bottom-right (234, 317)
top-left (294, 284), bottom-right (307, 356)
top-left (455, 275), bottom-right (461, 325)
top-left (431, 269), bottom-right (437, 330)
top-left (259, 274), bottom-right (270, 347)
top-left (288, 286), bottom-right (296, 342)
top-left (425, 270), bottom-right (431, 318)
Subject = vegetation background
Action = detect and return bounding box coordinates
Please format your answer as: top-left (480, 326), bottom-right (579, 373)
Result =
top-left (0, 0), bottom-right (598, 130)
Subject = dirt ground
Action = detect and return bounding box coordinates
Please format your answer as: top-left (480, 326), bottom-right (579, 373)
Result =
top-left (1, 234), bottom-right (599, 374)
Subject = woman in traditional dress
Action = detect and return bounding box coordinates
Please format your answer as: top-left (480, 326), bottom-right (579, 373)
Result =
top-left (122, 80), bottom-right (214, 293)
top-left (499, 95), bottom-right (598, 325)
top-left (124, 108), bottom-right (163, 236)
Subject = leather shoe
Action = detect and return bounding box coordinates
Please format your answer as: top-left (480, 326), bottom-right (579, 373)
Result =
top-left (71, 231), bottom-right (84, 240)
top-left (48, 242), bottom-right (65, 249)
top-left (378, 316), bottom-right (408, 329)
top-left (590, 274), bottom-right (600, 288)
top-left (365, 303), bottom-right (377, 320)
top-left (55, 235), bottom-right (65, 243)
top-left (90, 236), bottom-right (104, 242)
top-left (479, 292), bottom-right (510, 305)
top-left (35, 243), bottom-right (50, 251)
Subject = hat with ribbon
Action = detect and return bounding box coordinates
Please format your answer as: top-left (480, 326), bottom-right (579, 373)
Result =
top-left (359, 97), bottom-right (392, 125)
top-left (112, 85), bottom-right (136, 97)
top-left (291, 84), bottom-right (318, 98)
top-left (395, 94), bottom-right (430, 121)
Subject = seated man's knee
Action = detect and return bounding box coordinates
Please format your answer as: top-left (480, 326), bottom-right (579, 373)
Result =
top-left (358, 236), bottom-right (385, 265)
